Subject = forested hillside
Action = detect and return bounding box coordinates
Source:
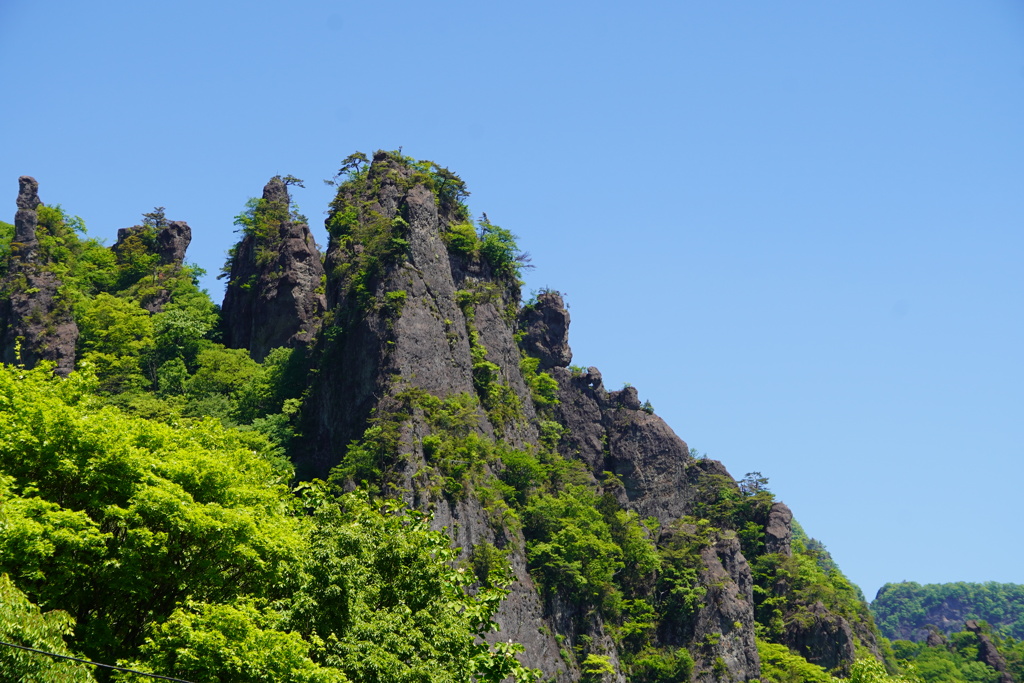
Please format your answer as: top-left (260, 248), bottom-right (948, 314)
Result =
top-left (873, 583), bottom-right (1024, 642)
top-left (0, 152), bottom-right (1014, 682)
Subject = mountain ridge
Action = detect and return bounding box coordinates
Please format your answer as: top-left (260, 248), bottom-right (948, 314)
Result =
top-left (0, 152), bottom-right (918, 682)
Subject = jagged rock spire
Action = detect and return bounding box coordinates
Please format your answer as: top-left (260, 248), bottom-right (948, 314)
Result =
top-left (220, 176), bottom-right (326, 362)
top-left (13, 176), bottom-right (41, 262)
top-left (517, 290), bottom-right (572, 369)
top-left (0, 176), bottom-right (79, 375)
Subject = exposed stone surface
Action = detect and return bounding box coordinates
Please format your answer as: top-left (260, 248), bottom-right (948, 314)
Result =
top-left (784, 601), bottom-right (857, 672)
top-left (546, 365), bottom-right (697, 526)
top-left (966, 620), bottom-right (1015, 683)
top-left (925, 628), bottom-right (947, 648)
top-left (13, 176), bottom-right (41, 258)
top-left (111, 217), bottom-right (195, 312)
top-left (294, 151), bottom-right (899, 682)
top-left (693, 534), bottom-right (761, 682)
top-left (304, 151), bottom-right (562, 678)
top-left (653, 523), bottom-right (760, 683)
top-left (517, 290), bottom-right (571, 369)
top-left (764, 502), bottom-right (793, 556)
top-left (114, 219), bottom-right (192, 267)
top-left (221, 176), bottom-right (326, 362)
top-left (0, 177), bottom-right (79, 375)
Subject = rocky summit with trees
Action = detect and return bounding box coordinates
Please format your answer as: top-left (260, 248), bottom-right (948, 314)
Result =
top-left (0, 152), bottom-right (1020, 682)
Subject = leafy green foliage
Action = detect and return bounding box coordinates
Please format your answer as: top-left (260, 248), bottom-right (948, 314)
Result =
top-left (441, 216), bottom-right (526, 281)
top-left (750, 532), bottom-right (875, 646)
top-left (686, 466), bottom-right (885, 667)
top-left (229, 180), bottom-right (308, 272)
top-left (655, 517), bottom-right (712, 627)
top-left (520, 355), bottom-right (559, 408)
top-left (286, 484), bottom-right (541, 683)
top-left (0, 364), bottom-right (306, 665)
top-left (872, 582), bottom-right (1024, 641)
top-left (628, 647), bottom-right (694, 683)
top-left (524, 486), bottom-right (624, 608)
top-left (0, 220), bottom-right (15, 275)
top-left (77, 293), bottom-right (156, 392)
top-left (477, 216), bottom-right (523, 279)
top-left (848, 657), bottom-right (921, 683)
top-left (117, 600), bottom-right (344, 683)
top-left (579, 653), bottom-right (615, 682)
top-left (757, 639), bottom-right (838, 683)
top-left (890, 636), bottom-right (1000, 683)
top-left (0, 574), bottom-right (95, 682)
top-left (0, 365), bottom-right (541, 683)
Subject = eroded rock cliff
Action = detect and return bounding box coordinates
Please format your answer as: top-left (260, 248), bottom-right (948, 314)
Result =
top-left (221, 176), bottom-right (326, 361)
top-left (293, 151), bottom-right (779, 681)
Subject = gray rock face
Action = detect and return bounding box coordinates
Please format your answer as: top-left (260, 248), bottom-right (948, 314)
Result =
top-left (925, 628), bottom-right (947, 648)
top-left (304, 151), bottom-right (768, 682)
top-left (518, 290), bottom-right (571, 369)
top-left (764, 502), bottom-right (793, 556)
top-left (221, 176), bottom-right (326, 362)
top-left (965, 620), bottom-right (1014, 683)
top-left (0, 176), bottom-right (79, 375)
top-left (305, 151), bottom-right (563, 678)
top-left (784, 602), bottom-right (857, 672)
top-left (693, 534), bottom-right (761, 682)
top-left (544, 365), bottom-right (760, 680)
top-left (114, 219), bottom-right (192, 267)
top-left (547, 366), bottom-right (695, 526)
top-left (14, 176), bottom-right (41, 259)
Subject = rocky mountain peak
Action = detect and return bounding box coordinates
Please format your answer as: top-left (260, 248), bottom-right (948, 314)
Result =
top-left (262, 174), bottom-right (289, 204)
top-left (220, 175), bottom-right (326, 362)
top-left (16, 176), bottom-right (41, 211)
top-left (13, 176), bottom-right (41, 260)
top-left (765, 501), bottom-right (794, 556)
top-left (0, 177), bottom-right (78, 374)
top-left (518, 289), bottom-right (572, 369)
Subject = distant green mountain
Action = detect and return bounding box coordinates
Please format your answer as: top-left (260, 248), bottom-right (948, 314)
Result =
top-left (872, 582), bottom-right (1024, 642)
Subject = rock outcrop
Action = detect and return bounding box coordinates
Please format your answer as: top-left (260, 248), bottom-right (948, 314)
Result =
top-left (299, 152), bottom-right (770, 681)
top-left (965, 620), bottom-right (1015, 683)
top-left (925, 627), bottom-right (947, 648)
top-left (764, 502), bottom-right (793, 556)
top-left (0, 177), bottom-right (78, 375)
top-left (784, 601), bottom-right (857, 672)
top-left (221, 177), bottom-right (326, 362)
top-left (301, 151), bottom-right (564, 677)
top-left (112, 216), bottom-right (194, 312)
top-left (113, 219), bottom-right (192, 269)
top-left (518, 290), bottom-right (572, 369)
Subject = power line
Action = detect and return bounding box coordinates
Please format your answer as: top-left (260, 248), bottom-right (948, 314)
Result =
top-left (0, 640), bottom-right (196, 683)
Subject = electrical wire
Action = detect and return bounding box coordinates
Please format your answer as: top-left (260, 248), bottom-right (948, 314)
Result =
top-left (0, 640), bottom-right (196, 682)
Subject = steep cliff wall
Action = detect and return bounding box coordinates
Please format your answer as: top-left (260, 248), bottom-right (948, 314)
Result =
top-left (221, 176), bottom-right (326, 361)
top-left (297, 151), bottom-right (776, 681)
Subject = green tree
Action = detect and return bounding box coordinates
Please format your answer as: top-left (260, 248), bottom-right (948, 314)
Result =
top-left (116, 600), bottom-right (344, 683)
top-left (0, 363), bottom-right (307, 664)
top-left (285, 484), bottom-right (540, 683)
top-left (76, 293), bottom-right (155, 392)
top-left (0, 574), bottom-right (95, 682)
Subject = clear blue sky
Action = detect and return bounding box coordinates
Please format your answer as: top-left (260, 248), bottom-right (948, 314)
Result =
top-left (2, 1), bottom-right (1022, 601)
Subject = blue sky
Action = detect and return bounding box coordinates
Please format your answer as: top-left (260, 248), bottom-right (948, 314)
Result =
top-left (2, 1), bottom-right (1022, 600)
